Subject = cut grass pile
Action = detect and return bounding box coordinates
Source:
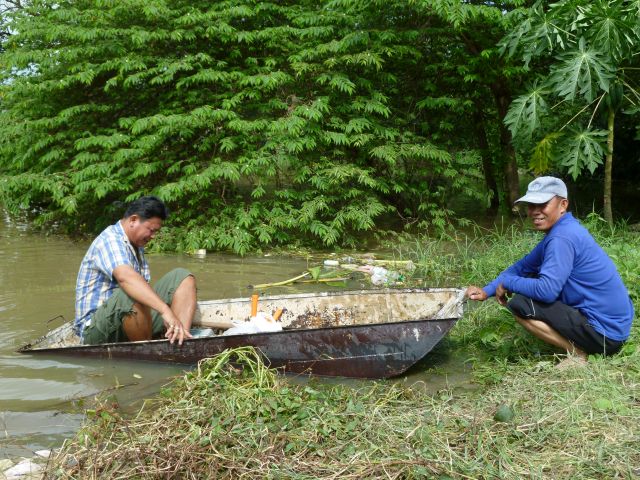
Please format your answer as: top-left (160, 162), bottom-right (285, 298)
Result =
top-left (47, 345), bottom-right (639, 479)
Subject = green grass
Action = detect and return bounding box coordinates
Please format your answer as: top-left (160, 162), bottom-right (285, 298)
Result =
top-left (46, 220), bottom-right (640, 479)
top-left (47, 346), bottom-right (640, 479)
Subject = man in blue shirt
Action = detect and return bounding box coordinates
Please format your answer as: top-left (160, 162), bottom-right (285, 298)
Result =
top-left (465, 176), bottom-right (634, 364)
top-left (75, 196), bottom-right (196, 345)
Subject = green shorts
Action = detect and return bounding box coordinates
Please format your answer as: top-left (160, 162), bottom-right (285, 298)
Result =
top-left (82, 268), bottom-right (192, 345)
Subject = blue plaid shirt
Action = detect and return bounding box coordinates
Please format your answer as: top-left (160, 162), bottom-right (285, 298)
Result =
top-left (74, 221), bottom-right (151, 338)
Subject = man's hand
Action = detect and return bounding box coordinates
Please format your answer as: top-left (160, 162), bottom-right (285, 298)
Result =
top-left (114, 265), bottom-right (194, 345)
top-left (161, 309), bottom-right (193, 345)
top-left (465, 286), bottom-right (488, 302)
top-left (495, 283), bottom-right (511, 306)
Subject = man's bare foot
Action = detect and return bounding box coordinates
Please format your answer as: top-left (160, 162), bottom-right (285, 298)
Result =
top-left (555, 354), bottom-right (588, 370)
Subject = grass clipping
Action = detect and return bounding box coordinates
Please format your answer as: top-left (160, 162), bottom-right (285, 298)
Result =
top-left (47, 347), bottom-right (640, 479)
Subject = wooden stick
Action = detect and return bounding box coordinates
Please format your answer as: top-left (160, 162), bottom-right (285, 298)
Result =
top-left (192, 319), bottom-right (234, 330)
top-left (272, 308), bottom-right (283, 321)
top-left (297, 277), bottom-right (349, 283)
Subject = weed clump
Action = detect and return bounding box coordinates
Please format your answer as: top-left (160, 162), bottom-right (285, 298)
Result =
top-left (47, 344), bottom-right (640, 479)
top-left (48, 348), bottom-right (448, 479)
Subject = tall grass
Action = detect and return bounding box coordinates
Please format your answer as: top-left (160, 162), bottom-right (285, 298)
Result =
top-left (47, 347), bottom-right (640, 479)
top-left (46, 220), bottom-right (640, 479)
top-left (392, 216), bottom-right (640, 363)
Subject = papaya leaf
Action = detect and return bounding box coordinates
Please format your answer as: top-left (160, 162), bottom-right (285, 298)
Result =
top-left (530, 132), bottom-right (562, 174)
top-left (580, 1), bottom-right (638, 61)
top-left (557, 128), bottom-right (607, 179)
top-left (504, 82), bottom-right (548, 142)
top-left (548, 37), bottom-right (615, 103)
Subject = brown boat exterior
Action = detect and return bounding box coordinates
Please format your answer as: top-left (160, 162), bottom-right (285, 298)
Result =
top-left (18, 288), bottom-right (464, 379)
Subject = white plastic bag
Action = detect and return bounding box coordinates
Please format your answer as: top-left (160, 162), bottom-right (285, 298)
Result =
top-left (222, 312), bottom-right (283, 336)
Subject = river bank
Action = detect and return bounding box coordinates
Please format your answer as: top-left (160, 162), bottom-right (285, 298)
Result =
top-left (45, 344), bottom-right (640, 479)
top-left (41, 216), bottom-right (640, 479)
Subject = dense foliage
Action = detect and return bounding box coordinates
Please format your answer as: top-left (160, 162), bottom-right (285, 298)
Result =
top-left (1, 0), bottom-right (639, 252)
top-left (0, 0), bottom-right (528, 252)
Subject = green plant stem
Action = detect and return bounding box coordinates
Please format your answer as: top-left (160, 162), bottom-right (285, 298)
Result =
top-left (251, 272), bottom-right (310, 289)
top-left (297, 277), bottom-right (350, 284)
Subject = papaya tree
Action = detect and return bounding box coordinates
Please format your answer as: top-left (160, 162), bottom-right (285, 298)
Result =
top-left (501, 0), bottom-right (640, 224)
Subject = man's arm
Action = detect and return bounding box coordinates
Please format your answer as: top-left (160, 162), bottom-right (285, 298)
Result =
top-left (482, 241), bottom-right (545, 297)
top-left (500, 237), bottom-right (574, 303)
top-left (112, 265), bottom-right (186, 343)
top-left (465, 239), bottom-right (547, 304)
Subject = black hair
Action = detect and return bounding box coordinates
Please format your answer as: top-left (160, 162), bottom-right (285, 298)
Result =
top-left (123, 196), bottom-right (169, 220)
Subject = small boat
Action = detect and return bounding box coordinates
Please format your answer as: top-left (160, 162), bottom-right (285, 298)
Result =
top-left (18, 288), bottom-right (464, 379)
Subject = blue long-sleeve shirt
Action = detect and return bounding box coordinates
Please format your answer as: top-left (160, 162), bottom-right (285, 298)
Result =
top-left (483, 213), bottom-right (634, 341)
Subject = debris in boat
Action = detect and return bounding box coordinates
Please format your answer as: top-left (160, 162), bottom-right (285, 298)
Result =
top-left (190, 327), bottom-right (215, 337)
top-left (221, 293), bottom-right (283, 335)
top-left (250, 293), bottom-right (259, 316)
top-left (222, 312), bottom-right (283, 336)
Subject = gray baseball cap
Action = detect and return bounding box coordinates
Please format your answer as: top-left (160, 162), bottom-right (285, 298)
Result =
top-left (515, 176), bottom-right (568, 204)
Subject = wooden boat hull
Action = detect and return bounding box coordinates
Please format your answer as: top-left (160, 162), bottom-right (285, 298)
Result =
top-left (19, 288), bottom-right (463, 379)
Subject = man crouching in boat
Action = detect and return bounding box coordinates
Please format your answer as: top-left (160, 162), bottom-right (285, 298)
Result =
top-left (74, 196), bottom-right (196, 345)
top-left (465, 176), bottom-right (633, 368)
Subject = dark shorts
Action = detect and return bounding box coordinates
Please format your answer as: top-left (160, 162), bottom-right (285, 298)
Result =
top-left (82, 268), bottom-right (192, 345)
top-left (507, 294), bottom-right (625, 356)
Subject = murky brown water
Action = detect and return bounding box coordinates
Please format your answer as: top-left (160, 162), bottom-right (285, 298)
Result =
top-left (0, 212), bottom-right (472, 458)
top-left (0, 214), bottom-right (342, 457)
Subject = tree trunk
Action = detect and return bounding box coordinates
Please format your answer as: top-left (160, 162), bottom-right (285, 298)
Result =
top-left (458, 34), bottom-right (520, 211)
top-left (603, 107), bottom-right (614, 225)
top-left (491, 81), bottom-right (520, 210)
top-left (502, 139), bottom-right (520, 210)
top-left (473, 107), bottom-right (499, 214)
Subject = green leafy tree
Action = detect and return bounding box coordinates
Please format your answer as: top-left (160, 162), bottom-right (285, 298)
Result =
top-left (1, 1), bottom-right (25, 53)
top-left (502, 0), bottom-right (640, 223)
top-left (0, 0), bottom-right (489, 252)
top-left (411, 0), bottom-right (531, 213)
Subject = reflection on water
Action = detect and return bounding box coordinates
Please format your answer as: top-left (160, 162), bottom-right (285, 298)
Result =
top-left (0, 212), bottom-right (472, 458)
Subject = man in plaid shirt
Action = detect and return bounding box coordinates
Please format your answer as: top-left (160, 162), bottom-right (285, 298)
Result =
top-left (74, 196), bottom-right (196, 345)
